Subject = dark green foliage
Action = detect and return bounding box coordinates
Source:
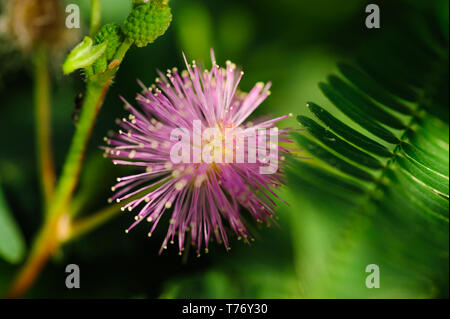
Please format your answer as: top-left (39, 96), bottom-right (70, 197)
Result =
top-left (306, 102), bottom-right (394, 157)
top-left (297, 116), bottom-right (384, 169)
top-left (292, 133), bottom-right (376, 182)
top-left (122, 0), bottom-right (172, 47)
top-left (318, 82), bottom-right (400, 144)
top-left (290, 11), bottom-right (449, 297)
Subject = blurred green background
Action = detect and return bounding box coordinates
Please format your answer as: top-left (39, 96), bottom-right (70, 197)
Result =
top-left (0, 0), bottom-right (448, 298)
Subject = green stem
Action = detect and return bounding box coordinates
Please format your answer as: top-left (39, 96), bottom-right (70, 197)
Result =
top-left (7, 78), bottom-right (111, 298)
top-left (33, 48), bottom-right (56, 209)
top-left (90, 0), bottom-right (102, 36)
top-left (68, 203), bottom-right (123, 242)
top-left (114, 38), bottom-right (133, 62)
top-left (67, 185), bottom-right (161, 243)
top-left (8, 3), bottom-right (136, 297)
top-left (46, 80), bottom-right (110, 220)
top-left (48, 41), bottom-right (133, 209)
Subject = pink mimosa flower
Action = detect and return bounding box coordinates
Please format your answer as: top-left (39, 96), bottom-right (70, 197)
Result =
top-left (103, 50), bottom-right (292, 255)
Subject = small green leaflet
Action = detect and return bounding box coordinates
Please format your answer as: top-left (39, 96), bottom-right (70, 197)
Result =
top-left (0, 184), bottom-right (26, 264)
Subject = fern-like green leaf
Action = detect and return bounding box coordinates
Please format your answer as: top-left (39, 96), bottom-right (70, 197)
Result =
top-left (289, 10), bottom-right (449, 298)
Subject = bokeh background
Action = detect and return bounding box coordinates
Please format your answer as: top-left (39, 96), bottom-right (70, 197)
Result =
top-left (0, 0), bottom-right (448, 298)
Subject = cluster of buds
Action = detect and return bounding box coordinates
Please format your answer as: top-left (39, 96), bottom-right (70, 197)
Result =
top-left (122, 0), bottom-right (172, 47)
top-left (63, 0), bottom-right (172, 77)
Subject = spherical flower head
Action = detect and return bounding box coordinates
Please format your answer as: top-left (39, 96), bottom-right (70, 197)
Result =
top-left (122, 0), bottom-right (172, 48)
top-left (103, 50), bottom-right (293, 256)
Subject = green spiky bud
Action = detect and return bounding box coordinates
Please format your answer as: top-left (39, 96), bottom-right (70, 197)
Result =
top-left (93, 56), bottom-right (108, 74)
top-left (132, 0), bottom-right (150, 8)
top-left (122, 0), bottom-right (172, 48)
top-left (84, 66), bottom-right (94, 78)
top-left (94, 23), bottom-right (123, 61)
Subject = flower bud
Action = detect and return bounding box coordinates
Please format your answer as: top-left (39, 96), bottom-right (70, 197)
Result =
top-left (94, 23), bottom-right (123, 61)
top-left (132, 0), bottom-right (150, 8)
top-left (91, 23), bottom-right (123, 74)
top-left (122, 0), bottom-right (172, 48)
